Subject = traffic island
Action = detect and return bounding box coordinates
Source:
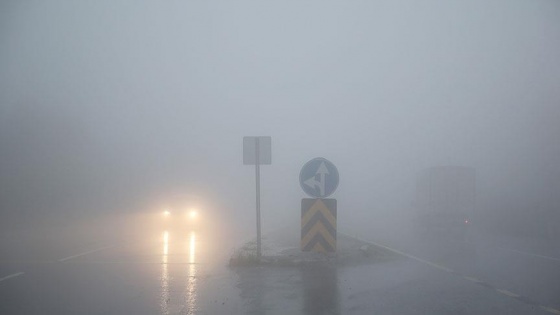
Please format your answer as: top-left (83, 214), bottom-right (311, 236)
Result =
top-left (228, 231), bottom-right (399, 267)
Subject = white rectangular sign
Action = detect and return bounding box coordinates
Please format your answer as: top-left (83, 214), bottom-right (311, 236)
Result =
top-left (243, 136), bottom-right (271, 165)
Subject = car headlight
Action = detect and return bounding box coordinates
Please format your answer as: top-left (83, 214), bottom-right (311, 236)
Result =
top-left (189, 210), bottom-right (198, 219)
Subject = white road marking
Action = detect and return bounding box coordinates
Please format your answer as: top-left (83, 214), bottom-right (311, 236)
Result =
top-left (58, 245), bottom-right (115, 262)
top-left (345, 234), bottom-right (454, 273)
top-left (61, 261), bottom-right (197, 265)
top-left (343, 232), bottom-right (560, 315)
top-left (541, 306), bottom-right (560, 315)
top-left (463, 276), bottom-right (482, 283)
top-left (496, 288), bottom-right (520, 298)
top-left (0, 272), bottom-right (24, 282)
top-left (501, 247), bottom-right (560, 263)
top-left (467, 239), bottom-right (560, 263)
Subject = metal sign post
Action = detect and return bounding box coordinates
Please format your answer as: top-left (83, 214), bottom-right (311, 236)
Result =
top-left (254, 138), bottom-right (261, 258)
top-left (243, 136), bottom-right (271, 259)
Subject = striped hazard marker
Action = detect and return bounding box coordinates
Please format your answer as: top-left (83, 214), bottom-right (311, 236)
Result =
top-left (301, 198), bottom-right (337, 253)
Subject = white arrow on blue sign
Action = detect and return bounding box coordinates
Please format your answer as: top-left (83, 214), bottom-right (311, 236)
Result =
top-left (299, 157), bottom-right (339, 198)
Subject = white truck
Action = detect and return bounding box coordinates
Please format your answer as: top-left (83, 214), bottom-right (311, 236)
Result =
top-left (415, 166), bottom-right (476, 240)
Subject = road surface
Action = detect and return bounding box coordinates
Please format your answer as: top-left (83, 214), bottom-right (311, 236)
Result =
top-left (1, 216), bottom-right (559, 314)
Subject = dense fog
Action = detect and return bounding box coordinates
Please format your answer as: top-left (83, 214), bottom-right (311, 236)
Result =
top-left (1, 0), bottom-right (559, 240)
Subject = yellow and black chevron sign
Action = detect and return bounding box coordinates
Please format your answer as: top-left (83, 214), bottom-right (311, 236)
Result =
top-left (301, 198), bottom-right (337, 253)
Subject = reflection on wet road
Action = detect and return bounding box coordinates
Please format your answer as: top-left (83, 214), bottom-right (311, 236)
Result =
top-left (234, 263), bottom-right (341, 315)
top-left (187, 231), bottom-right (197, 314)
top-left (0, 224), bottom-right (244, 315)
top-left (1, 221), bottom-right (558, 314)
top-left (301, 264), bottom-right (339, 315)
top-left (160, 231), bottom-right (169, 314)
top-left (160, 230), bottom-right (198, 315)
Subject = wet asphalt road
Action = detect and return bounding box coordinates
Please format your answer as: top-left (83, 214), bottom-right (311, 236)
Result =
top-left (356, 225), bottom-right (560, 315)
top-left (0, 226), bottom-right (243, 314)
top-left (1, 220), bottom-right (559, 314)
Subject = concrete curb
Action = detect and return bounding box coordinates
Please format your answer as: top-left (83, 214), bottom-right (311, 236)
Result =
top-left (229, 232), bottom-right (400, 267)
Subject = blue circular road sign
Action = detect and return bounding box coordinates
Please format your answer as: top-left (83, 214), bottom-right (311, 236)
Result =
top-left (299, 157), bottom-right (339, 198)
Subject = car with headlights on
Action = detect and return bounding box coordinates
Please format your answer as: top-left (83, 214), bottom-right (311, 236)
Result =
top-left (160, 207), bottom-right (200, 231)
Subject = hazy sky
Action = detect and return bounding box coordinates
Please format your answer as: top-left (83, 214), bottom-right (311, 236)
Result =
top-left (1, 0), bottom-right (559, 230)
